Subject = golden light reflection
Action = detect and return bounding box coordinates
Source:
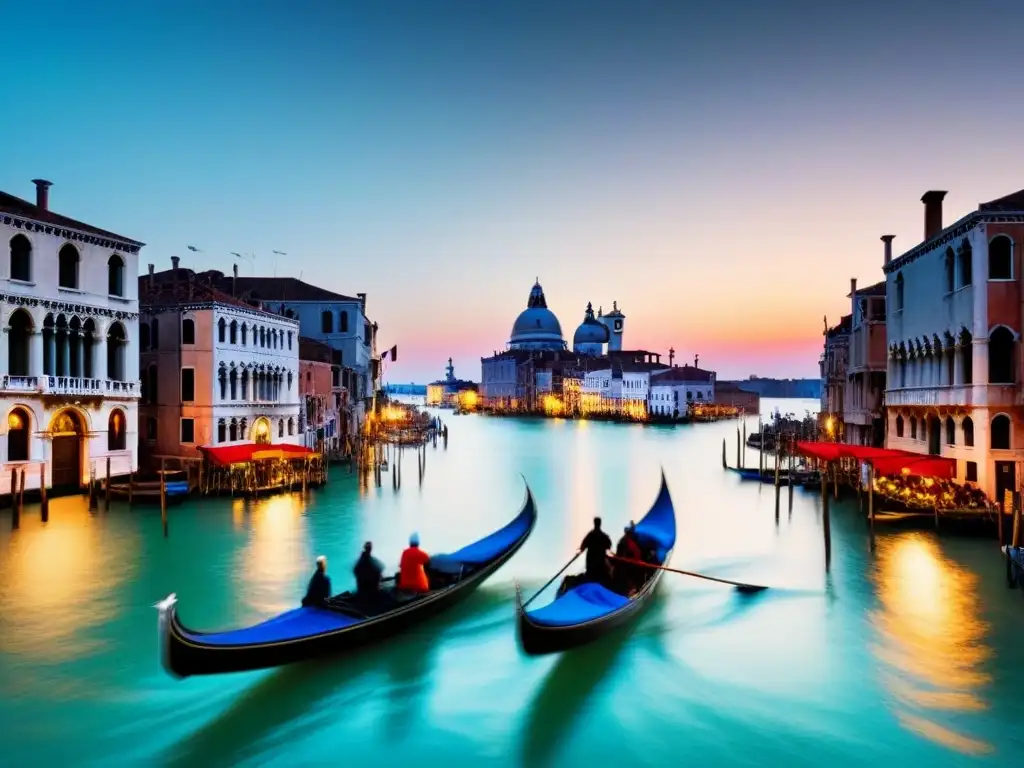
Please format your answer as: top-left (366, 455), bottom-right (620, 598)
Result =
top-left (0, 498), bottom-right (137, 664)
top-left (236, 494), bottom-right (309, 614)
top-left (870, 535), bottom-right (993, 755)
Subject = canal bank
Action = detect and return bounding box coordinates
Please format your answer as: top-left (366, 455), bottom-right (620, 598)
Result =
top-left (1, 398), bottom-right (1023, 767)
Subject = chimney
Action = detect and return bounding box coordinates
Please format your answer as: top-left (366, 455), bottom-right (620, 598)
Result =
top-left (851, 278), bottom-right (858, 322)
top-left (232, 263), bottom-right (238, 295)
top-left (171, 255), bottom-right (180, 270)
top-left (148, 263), bottom-right (155, 290)
top-left (357, 292), bottom-right (367, 310)
top-left (921, 190), bottom-right (947, 241)
top-left (32, 179), bottom-right (52, 210)
top-left (881, 235), bottom-right (895, 266)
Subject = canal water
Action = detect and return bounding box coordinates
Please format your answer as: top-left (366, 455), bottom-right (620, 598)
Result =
top-left (2, 398), bottom-right (1022, 767)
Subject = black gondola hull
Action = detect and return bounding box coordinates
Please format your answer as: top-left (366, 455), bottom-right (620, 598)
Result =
top-left (162, 489), bottom-right (536, 677)
top-left (516, 557), bottom-right (668, 655)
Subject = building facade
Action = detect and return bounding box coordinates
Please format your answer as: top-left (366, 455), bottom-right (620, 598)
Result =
top-left (139, 262), bottom-right (301, 461)
top-left (2, 179), bottom-right (143, 493)
top-left (298, 338), bottom-right (346, 452)
top-left (883, 188), bottom-right (1024, 501)
top-left (844, 275), bottom-right (887, 446)
top-left (820, 314), bottom-right (851, 440)
top-left (649, 365), bottom-right (716, 417)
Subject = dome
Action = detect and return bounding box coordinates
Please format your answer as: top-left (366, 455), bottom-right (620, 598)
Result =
top-left (573, 302), bottom-right (610, 345)
top-left (509, 280), bottom-right (565, 350)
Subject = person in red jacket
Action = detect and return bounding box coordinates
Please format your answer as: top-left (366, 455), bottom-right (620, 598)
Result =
top-left (399, 532), bottom-right (431, 593)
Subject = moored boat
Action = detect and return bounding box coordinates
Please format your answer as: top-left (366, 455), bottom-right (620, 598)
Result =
top-left (516, 472), bottom-right (676, 654)
top-left (158, 482), bottom-right (538, 677)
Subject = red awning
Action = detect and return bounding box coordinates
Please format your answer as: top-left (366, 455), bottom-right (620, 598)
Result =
top-left (795, 441), bottom-right (956, 478)
top-left (199, 442), bottom-right (315, 467)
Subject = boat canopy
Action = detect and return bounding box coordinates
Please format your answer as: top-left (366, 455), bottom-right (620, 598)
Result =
top-left (199, 442), bottom-right (316, 467)
top-left (527, 582), bottom-right (630, 627)
top-left (795, 441), bottom-right (955, 479)
top-left (180, 606), bottom-right (360, 646)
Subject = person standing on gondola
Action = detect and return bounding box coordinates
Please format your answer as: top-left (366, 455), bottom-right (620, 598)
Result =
top-left (302, 555), bottom-right (332, 607)
top-left (579, 517), bottom-right (612, 585)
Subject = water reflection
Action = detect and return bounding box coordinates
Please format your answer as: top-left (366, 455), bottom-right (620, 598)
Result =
top-left (870, 534), bottom-right (994, 755)
top-left (235, 494), bottom-right (309, 615)
top-left (0, 498), bottom-right (137, 666)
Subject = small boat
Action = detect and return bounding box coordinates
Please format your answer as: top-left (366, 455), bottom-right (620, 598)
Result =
top-left (158, 483), bottom-right (538, 677)
top-left (1003, 546), bottom-right (1024, 587)
top-left (726, 466), bottom-right (793, 485)
top-left (106, 471), bottom-right (191, 504)
top-left (516, 472), bottom-right (676, 654)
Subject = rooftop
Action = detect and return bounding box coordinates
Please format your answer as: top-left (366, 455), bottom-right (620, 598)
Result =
top-left (226, 277), bottom-right (360, 303)
top-left (0, 186), bottom-right (144, 246)
top-left (651, 365), bottom-right (715, 383)
top-left (848, 280), bottom-right (886, 298)
top-left (140, 268), bottom-right (294, 319)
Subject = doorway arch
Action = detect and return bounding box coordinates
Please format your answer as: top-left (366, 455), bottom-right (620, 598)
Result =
top-left (251, 416), bottom-right (272, 445)
top-left (49, 408), bottom-right (85, 489)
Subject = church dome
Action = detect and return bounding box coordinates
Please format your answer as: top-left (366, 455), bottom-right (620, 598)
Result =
top-left (573, 302), bottom-right (610, 345)
top-left (509, 280), bottom-right (565, 350)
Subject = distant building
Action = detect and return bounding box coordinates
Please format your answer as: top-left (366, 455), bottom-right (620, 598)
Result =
top-left (426, 357), bottom-right (477, 407)
top-left (2, 178), bottom-right (144, 493)
top-left (844, 275), bottom-right (887, 446)
top-left (298, 337), bottom-right (349, 453)
top-left (649, 365), bottom-right (716, 418)
top-left (714, 382), bottom-right (760, 413)
top-left (819, 314), bottom-right (851, 439)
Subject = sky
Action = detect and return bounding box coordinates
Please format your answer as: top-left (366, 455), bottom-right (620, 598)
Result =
top-left (3, 0), bottom-right (1024, 383)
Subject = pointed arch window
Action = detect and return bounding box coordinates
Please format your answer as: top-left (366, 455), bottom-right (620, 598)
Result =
top-left (108, 254), bottom-right (125, 297)
top-left (9, 235), bottom-right (31, 282)
top-left (58, 244), bottom-right (80, 289)
top-left (108, 409), bottom-right (126, 450)
top-left (7, 408), bottom-right (30, 461)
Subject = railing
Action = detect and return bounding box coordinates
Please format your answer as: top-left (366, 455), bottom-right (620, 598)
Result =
top-left (105, 380), bottom-right (139, 396)
top-left (48, 376), bottom-right (103, 395)
top-left (1, 375), bottom-right (40, 391)
top-left (885, 384), bottom-right (1017, 408)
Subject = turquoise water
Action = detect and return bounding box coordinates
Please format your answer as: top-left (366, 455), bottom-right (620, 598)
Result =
top-left (2, 398), bottom-right (1022, 767)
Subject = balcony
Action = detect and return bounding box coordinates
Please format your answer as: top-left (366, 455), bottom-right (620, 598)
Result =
top-left (0, 375), bottom-right (139, 398)
top-left (885, 384), bottom-right (1017, 409)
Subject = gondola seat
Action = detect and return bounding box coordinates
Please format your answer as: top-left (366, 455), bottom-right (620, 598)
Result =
top-left (179, 606), bottom-right (359, 647)
top-left (526, 582), bottom-right (630, 627)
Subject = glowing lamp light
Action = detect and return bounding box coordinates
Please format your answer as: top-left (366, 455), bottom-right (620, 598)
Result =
top-left (8, 411), bottom-right (23, 430)
top-left (255, 421), bottom-right (269, 438)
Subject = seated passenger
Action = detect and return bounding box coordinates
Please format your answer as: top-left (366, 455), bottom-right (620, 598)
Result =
top-left (399, 532), bottom-right (431, 593)
top-left (353, 541), bottom-right (384, 601)
top-left (614, 522), bottom-right (643, 593)
top-left (302, 555), bottom-right (332, 607)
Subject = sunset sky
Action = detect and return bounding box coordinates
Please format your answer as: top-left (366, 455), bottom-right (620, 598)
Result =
top-left (3, 0), bottom-right (1024, 383)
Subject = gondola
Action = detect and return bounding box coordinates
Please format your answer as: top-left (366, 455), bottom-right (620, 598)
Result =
top-left (516, 472), bottom-right (676, 654)
top-left (158, 482), bottom-right (537, 678)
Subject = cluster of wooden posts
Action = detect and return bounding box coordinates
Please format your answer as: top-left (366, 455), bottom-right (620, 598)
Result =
top-left (357, 424), bottom-right (444, 491)
top-left (7, 463), bottom-right (47, 530)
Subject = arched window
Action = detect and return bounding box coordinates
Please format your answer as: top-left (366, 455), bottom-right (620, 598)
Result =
top-left (107, 409), bottom-right (126, 450)
top-left (229, 367), bottom-right (238, 400)
top-left (988, 326), bottom-right (1016, 384)
top-left (9, 235), bottom-right (31, 282)
top-left (58, 244), bottom-right (79, 289)
top-left (239, 417), bottom-right (248, 438)
top-left (910, 416), bottom-right (918, 439)
top-left (218, 367), bottom-right (227, 400)
top-left (989, 236), bottom-right (1013, 280)
top-left (945, 416), bottom-right (955, 445)
top-left (140, 322), bottom-right (151, 350)
top-left (958, 241), bottom-right (973, 287)
top-left (218, 318), bottom-right (226, 343)
top-left (217, 419), bottom-right (226, 443)
top-left (7, 309), bottom-right (33, 377)
top-left (278, 418), bottom-right (284, 438)
top-left (287, 331), bottom-right (293, 349)
top-left (991, 414), bottom-right (1011, 450)
top-left (287, 371), bottom-right (293, 391)
top-left (321, 310), bottom-right (333, 334)
top-left (107, 322), bottom-right (127, 381)
top-left (229, 418), bottom-right (238, 442)
top-left (288, 417), bottom-right (294, 435)
top-left (7, 407), bottom-right (30, 462)
top-left (229, 320), bottom-right (238, 344)
top-left (181, 317), bottom-right (195, 345)
top-left (895, 414), bottom-right (904, 437)
top-left (339, 310), bottom-right (349, 333)
top-left (260, 327), bottom-right (267, 347)
top-left (944, 247), bottom-right (955, 293)
top-left (241, 368), bottom-right (249, 400)
top-left (962, 416), bottom-right (974, 447)
top-left (108, 254), bottom-right (125, 297)
top-left (894, 273), bottom-right (904, 311)
top-left (241, 323), bottom-right (248, 345)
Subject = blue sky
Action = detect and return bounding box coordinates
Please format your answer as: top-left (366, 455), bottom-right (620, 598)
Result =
top-left (3, 1), bottom-right (1024, 382)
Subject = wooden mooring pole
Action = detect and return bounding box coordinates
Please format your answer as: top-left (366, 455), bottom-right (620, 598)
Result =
top-left (742, 420), bottom-right (747, 470)
top-left (736, 428), bottom-right (741, 470)
top-left (774, 453), bottom-right (781, 523)
top-left (160, 458), bottom-right (168, 537)
top-left (88, 464), bottom-right (98, 511)
top-left (40, 462), bottom-right (49, 523)
top-left (787, 450), bottom-right (794, 511)
top-left (104, 457), bottom-right (111, 511)
top-left (722, 438), bottom-right (727, 469)
top-left (867, 462), bottom-right (875, 550)
top-left (10, 467), bottom-right (20, 530)
top-left (822, 461), bottom-right (832, 570)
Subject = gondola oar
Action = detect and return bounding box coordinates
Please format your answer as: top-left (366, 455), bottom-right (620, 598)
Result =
top-left (609, 553), bottom-right (768, 593)
top-left (520, 550), bottom-right (583, 609)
